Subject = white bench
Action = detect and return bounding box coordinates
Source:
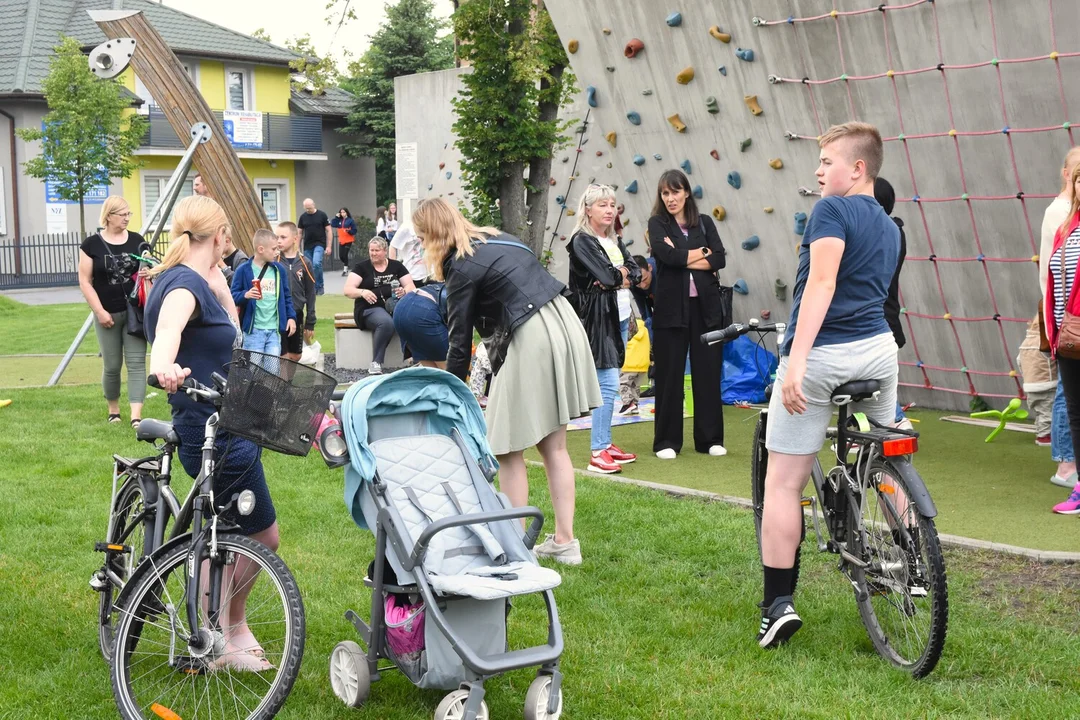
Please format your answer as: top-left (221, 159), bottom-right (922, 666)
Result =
top-left (333, 313), bottom-right (406, 370)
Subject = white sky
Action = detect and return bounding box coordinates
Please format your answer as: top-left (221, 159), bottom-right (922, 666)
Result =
top-left (159, 0), bottom-right (456, 69)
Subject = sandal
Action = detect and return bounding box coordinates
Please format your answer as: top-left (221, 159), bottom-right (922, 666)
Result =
top-left (209, 647), bottom-right (274, 673)
top-left (131, 418), bottom-right (141, 430)
top-left (108, 413), bottom-right (122, 424)
top-left (231, 629), bottom-right (266, 659)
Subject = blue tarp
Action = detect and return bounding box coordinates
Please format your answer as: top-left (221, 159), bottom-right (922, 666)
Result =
top-left (721, 335), bottom-right (778, 405)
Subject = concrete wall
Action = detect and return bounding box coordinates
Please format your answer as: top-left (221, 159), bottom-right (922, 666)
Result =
top-left (293, 117), bottom-right (377, 224)
top-left (395, 66), bottom-right (471, 207)
top-left (543, 0), bottom-right (1080, 411)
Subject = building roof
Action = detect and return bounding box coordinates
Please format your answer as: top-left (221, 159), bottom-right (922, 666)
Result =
top-left (290, 86), bottom-right (356, 118)
top-left (1, 0), bottom-right (299, 96)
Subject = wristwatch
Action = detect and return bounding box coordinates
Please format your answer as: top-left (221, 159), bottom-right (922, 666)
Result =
top-left (701, 246), bottom-right (712, 257)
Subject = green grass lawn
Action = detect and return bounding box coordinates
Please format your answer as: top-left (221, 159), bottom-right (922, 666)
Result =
top-left (0, 385), bottom-right (1078, 718)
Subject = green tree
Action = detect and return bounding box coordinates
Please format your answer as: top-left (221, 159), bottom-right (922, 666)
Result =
top-left (17, 36), bottom-right (147, 236)
top-left (452, 0), bottom-right (575, 256)
top-left (251, 29), bottom-right (345, 96)
top-left (339, 0), bottom-right (454, 204)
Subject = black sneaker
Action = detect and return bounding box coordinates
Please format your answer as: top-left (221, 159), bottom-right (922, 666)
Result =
top-left (757, 595), bottom-right (803, 648)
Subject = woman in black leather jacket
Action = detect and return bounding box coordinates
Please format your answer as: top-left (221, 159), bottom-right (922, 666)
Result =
top-left (647, 169), bottom-right (728, 460)
top-left (567, 184), bottom-right (641, 475)
top-left (412, 197), bottom-right (601, 566)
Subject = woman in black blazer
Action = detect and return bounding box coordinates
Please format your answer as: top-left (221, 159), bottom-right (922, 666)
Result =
top-left (646, 169), bottom-right (728, 459)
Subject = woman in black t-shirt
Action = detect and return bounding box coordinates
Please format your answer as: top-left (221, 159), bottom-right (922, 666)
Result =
top-left (78, 196), bottom-right (149, 426)
top-left (344, 237), bottom-right (416, 373)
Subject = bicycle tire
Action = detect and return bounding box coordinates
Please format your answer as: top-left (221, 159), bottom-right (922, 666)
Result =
top-left (99, 477), bottom-right (154, 663)
top-left (111, 533), bottom-right (305, 719)
top-left (847, 457), bottom-right (948, 678)
top-left (750, 411), bottom-right (768, 557)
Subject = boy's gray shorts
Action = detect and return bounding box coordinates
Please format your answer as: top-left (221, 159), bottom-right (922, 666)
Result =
top-left (765, 332), bottom-right (899, 456)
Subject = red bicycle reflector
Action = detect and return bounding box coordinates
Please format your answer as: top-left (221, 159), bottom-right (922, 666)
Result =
top-left (882, 437), bottom-right (918, 456)
top-left (150, 704), bottom-right (182, 720)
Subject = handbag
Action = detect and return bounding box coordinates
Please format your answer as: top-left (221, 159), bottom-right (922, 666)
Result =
top-left (1038, 300), bottom-right (1051, 353)
top-left (622, 318), bottom-right (651, 373)
top-left (1056, 250), bottom-right (1080, 358)
top-left (125, 301), bottom-right (145, 339)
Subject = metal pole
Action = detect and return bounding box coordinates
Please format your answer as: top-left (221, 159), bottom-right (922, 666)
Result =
top-left (47, 123), bottom-right (211, 386)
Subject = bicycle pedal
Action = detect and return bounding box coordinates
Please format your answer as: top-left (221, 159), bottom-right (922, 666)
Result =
top-left (800, 497), bottom-right (813, 507)
top-left (94, 542), bottom-right (131, 554)
top-left (89, 571), bottom-right (108, 591)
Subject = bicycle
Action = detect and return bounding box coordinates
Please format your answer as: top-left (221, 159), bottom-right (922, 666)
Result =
top-left (101, 352), bottom-right (338, 720)
top-left (703, 320), bottom-right (948, 679)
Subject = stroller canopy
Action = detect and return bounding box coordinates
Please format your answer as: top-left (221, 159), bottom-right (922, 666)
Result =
top-left (340, 367), bottom-right (495, 530)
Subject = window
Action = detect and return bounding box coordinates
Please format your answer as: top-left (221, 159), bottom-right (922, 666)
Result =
top-left (133, 74), bottom-right (154, 114)
top-left (141, 174), bottom-right (195, 231)
top-left (225, 66), bottom-right (254, 110)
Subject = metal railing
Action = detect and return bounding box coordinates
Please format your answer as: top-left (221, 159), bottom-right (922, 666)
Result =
top-left (140, 106), bottom-right (323, 154)
top-left (0, 233), bottom-right (83, 289)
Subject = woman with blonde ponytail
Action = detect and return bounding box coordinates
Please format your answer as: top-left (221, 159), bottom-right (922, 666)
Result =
top-left (143, 196), bottom-right (280, 672)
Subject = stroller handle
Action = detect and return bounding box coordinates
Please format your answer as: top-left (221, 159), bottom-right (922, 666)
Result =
top-left (406, 506), bottom-right (545, 571)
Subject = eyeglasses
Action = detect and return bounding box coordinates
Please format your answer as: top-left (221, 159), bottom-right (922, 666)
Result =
top-left (110, 211), bottom-right (134, 218)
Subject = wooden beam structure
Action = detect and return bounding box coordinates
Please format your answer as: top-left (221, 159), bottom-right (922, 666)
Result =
top-left (89, 9), bottom-right (267, 255)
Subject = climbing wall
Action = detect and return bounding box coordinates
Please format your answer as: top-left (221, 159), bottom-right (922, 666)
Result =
top-left (544, 0), bottom-right (1080, 411)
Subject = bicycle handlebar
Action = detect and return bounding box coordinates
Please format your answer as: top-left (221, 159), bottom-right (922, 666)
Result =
top-left (147, 374), bottom-right (222, 404)
top-left (700, 320), bottom-right (785, 346)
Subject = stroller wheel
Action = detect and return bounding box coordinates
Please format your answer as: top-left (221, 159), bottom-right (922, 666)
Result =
top-left (524, 675), bottom-right (564, 720)
top-left (330, 640), bottom-right (370, 707)
top-left (434, 689), bottom-right (490, 720)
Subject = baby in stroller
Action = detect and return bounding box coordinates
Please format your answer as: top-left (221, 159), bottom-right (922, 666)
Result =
top-left (328, 367), bottom-right (566, 720)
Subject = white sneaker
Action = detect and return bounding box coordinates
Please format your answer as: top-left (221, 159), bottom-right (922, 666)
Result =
top-left (893, 418), bottom-right (914, 431)
top-left (708, 445), bottom-right (728, 457)
top-left (368, 361), bottom-right (383, 375)
top-left (533, 534), bottom-right (582, 565)
top-left (656, 448), bottom-right (676, 460)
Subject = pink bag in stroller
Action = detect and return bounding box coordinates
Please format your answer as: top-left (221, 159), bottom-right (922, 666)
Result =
top-left (385, 594), bottom-right (425, 656)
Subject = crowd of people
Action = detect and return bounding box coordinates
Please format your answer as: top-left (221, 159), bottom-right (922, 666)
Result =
top-left (74, 124), bottom-right (1080, 661)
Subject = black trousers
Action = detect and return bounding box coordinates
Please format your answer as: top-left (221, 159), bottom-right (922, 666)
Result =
top-left (1056, 356), bottom-right (1080, 461)
top-left (653, 298), bottom-right (725, 453)
top-left (338, 242), bottom-right (352, 267)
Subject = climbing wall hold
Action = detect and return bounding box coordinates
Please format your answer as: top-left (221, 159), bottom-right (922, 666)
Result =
top-left (774, 278), bottom-right (787, 301)
top-left (625, 240), bottom-right (635, 247)
top-left (727, 171), bottom-right (741, 189)
top-left (710, 149), bottom-right (720, 160)
top-left (733, 279), bottom-right (749, 295)
top-left (445, 171), bottom-right (452, 179)
top-left (549, 177), bottom-right (557, 186)
top-left (693, 185), bottom-right (703, 199)
top-left (439, 162), bottom-right (445, 169)
top-left (793, 211), bottom-right (808, 235)
top-left (768, 158), bottom-right (783, 169)
top-left (653, 153), bottom-right (663, 160)
top-left (624, 38), bottom-right (645, 58)
top-left (736, 48), bottom-right (755, 62)
top-left (606, 131), bottom-right (617, 147)
top-left (642, 89), bottom-right (653, 96)
top-left (744, 95), bottom-right (763, 116)
top-left (427, 184), bottom-right (433, 191)
top-left (587, 85), bottom-right (597, 107)
top-left (676, 66), bottom-right (695, 84)
top-left (623, 218), bottom-right (631, 227)
top-left (705, 96), bottom-right (719, 114)
top-left (680, 159), bottom-right (692, 174)
top-left (606, 65), bottom-right (616, 72)
top-left (760, 309), bottom-right (771, 320)
top-left (741, 235), bottom-right (760, 250)
top-left (568, 39), bottom-right (579, 54)
top-left (666, 11), bottom-right (682, 26)
top-left (566, 209), bottom-right (576, 216)
top-left (739, 137), bottom-right (752, 152)
top-left (718, 66), bottom-right (728, 76)
top-left (625, 180), bottom-right (639, 194)
top-left (667, 113), bottom-right (687, 133)
top-left (595, 150), bottom-right (603, 156)
top-left (712, 205), bottom-right (727, 221)
top-left (633, 154), bottom-right (646, 166)
top-left (606, 162), bottom-right (613, 168)
top-left (602, 27), bottom-right (612, 35)
top-left (561, 156), bottom-right (569, 163)
top-left (763, 207), bottom-right (774, 213)
top-left (627, 111), bottom-right (641, 125)
top-left (709, 25), bottom-right (731, 42)
top-left (555, 195), bottom-right (565, 205)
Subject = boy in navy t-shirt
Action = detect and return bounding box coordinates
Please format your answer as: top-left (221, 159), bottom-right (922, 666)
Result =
top-left (757, 122), bottom-right (900, 649)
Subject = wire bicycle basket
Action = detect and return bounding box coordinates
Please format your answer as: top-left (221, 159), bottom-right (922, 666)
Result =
top-left (219, 349), bottom-right (338, 456)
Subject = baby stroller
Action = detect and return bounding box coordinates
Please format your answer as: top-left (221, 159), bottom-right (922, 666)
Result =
top-left (329, 367), bottom-right (565, 720)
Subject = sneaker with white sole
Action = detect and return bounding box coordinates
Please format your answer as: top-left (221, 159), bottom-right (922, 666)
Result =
top-left (656, 448), bottom-right (677, 460)
top-left (757, 595), bottom-right (802, 648)
top-left (708, 445), bottom-right (727, 457)
top-left (368, 361), bottom-right (383, 375)
top-left (1052, 485), bottom-right (1080, 515)
top-left (588, 449), bottom-right (622, 474)
top-left (533, 534), bottom-right (582, 565)
top-left (1051, 471), bottom-right (1077, 489)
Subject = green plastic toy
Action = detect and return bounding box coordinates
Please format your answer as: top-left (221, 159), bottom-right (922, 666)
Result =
top-left (970, 397), bottom-right (1028, 443)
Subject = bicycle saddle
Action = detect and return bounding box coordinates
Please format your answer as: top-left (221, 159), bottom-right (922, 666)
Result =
top-left (136, 418), bottom-right (180, 445)
top-left (831, 380), bottom-right (880, 405)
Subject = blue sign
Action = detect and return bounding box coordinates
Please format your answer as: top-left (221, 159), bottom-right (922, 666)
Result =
top-left (223, 110), bottom-right (264, 150)
top-left (46, 178), bottom-right (110, 204)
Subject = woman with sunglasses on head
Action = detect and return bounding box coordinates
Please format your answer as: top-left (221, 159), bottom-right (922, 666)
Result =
top-left (646, 169), bottom-right (728, 460)
top-left (78, 195), bottom-right (149, 428)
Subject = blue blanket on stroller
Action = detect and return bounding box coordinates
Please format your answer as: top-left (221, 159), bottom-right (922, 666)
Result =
top-left (340, 367), bottom-right (496, 530)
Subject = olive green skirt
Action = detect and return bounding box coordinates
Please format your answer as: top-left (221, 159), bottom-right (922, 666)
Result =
top-left (485, 295), bottom-right (601, 454)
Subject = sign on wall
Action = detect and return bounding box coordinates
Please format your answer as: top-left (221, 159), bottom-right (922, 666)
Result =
top-left (223, 110), bottom-right (264, 150)
top-left (46, 178), bottom-right (109, 205)
top-left (396, 142), bottom-right (418, 200)
top-left (45, 204), bottom-right (68, 234)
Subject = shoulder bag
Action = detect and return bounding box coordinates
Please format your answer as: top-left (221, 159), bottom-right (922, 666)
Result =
top-left (1056, 249), bottom-right (1080, 358)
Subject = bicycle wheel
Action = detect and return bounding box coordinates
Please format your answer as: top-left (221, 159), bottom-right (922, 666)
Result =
top-left (111, 533), bottom-right (305, 719)
top-left (750, 411), bottom-right (768, 556)
top-left (99, 477), bottom-right (154, 662)
top-left (847, 457), bottom-right (948, 678)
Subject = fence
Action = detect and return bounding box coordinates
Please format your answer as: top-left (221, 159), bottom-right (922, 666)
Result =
top-left (0, 233), bottom-right (83, 289)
